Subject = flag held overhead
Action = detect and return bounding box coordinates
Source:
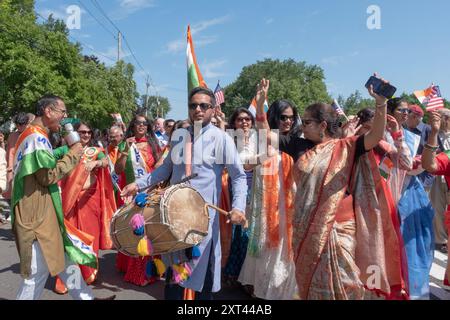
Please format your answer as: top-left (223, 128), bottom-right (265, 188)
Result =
top-left (187, 25), bottom-right (207, 94)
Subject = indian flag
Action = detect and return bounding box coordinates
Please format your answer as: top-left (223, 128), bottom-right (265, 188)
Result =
top-left (379, 156), bottom-right (394, 180)
top-left (187, 25), bottom-right (207, 94)
top-left (248, 97), bottom-right (269, 118)
top-left (414, 85), bottom-right (435, 105)
top-left (12, 126), bottom-right (97, 268)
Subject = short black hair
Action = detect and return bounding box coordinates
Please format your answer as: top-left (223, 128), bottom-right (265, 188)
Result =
top-left (36, 94), bottom-right (64, 116)
top-left (13, 112), bottom-right (29, 126)
top-left (188, 87), bottom-right (216, 108)
top-left (228, 107), bottom-right (255, 130)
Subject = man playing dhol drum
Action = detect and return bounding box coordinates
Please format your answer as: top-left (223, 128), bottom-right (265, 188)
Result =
top-left (121, 87), bottom-right (248, 300)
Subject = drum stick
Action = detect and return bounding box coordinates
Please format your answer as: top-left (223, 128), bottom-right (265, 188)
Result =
top-left (205, 204), bottom-right (249, 229)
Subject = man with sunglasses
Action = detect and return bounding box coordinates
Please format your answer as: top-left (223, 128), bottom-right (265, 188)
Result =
top-left (121, 87), bottom-right (247, 300)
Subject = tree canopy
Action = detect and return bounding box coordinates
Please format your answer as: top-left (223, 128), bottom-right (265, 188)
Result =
top-left (0, 0), bottom-right (145, 129)
top-left (222, 58), bottom-right (330, 116)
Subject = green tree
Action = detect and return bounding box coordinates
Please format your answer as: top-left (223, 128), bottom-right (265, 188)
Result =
top-left (223, 58), bottom-right (330, 116)
top-left (0, 2), bottom-right (140, 129)
top-left (338, 90), bottom-right (375, 116)
top-left (141, 95), bottom-right (171, 119)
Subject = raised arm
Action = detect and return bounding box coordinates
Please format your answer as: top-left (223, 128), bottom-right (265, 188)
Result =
top-left (363, 74), bottom-right (388, 150)
top-left (422, 111), bottom-right (441, 173)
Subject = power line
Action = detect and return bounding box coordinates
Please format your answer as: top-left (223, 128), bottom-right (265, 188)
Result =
top-left (89, 0), bottom-right (157, 90)
top-left (77, 0), bottom-right (117, 39)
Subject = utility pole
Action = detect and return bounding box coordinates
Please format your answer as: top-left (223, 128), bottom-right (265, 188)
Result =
top-left (144, 76), bottom-right (150, 118)
top-left (117, 31), bottom-right (122, 62)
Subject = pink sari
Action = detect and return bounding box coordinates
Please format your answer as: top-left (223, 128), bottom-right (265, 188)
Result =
top-left (293, 136), bottom-right (404, 300)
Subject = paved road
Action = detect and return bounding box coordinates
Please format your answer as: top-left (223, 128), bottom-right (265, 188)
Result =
top-left (0, 222), bottom-right (250, 300)
top-left (1, 221), bottom-right (448, 300)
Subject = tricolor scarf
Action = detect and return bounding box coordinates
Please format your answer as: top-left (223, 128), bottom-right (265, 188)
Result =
top-left (247, 152), bottom-right (295, 259)
top-left (119, 138), bottom-right (156, 184)
top-left (12, 125), bottom-right (97, 268)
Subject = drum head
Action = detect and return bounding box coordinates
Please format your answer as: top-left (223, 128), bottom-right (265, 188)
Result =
top-left (164, 185), bottom-right (209, 246)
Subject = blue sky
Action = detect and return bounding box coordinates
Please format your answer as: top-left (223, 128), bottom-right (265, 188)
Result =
top-left (35, 0), bottom-right (450, 121)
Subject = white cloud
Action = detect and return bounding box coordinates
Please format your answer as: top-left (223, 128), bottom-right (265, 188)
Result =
top-left (164, 15), bottom-right (230, 54)
top-left (265, 18), bottom-right (274, 25)
top-left (202, 59), bottom-right (227, 79)
top-left (166, 39), bottom-right (185, 54)
top-left (190, 15), bottom-right (231, 35)
top-left (120, 0), bottom-right (156, 12)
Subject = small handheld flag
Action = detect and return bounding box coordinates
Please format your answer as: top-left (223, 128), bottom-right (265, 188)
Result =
top-left (214, 81), bottom-right (225, 106)
top-left (331, 99), bottom-right (349, 121)
top-left (414, 84), bottom-right (445, 111)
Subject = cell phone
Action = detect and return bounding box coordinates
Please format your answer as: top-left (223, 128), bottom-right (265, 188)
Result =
top-left (365, 76), bottom-right (397, 99)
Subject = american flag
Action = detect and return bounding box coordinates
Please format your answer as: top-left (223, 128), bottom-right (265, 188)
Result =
top-left (425, 85), bottom-right (445, 111)
top-left (214, 81), bottom-right (225, 106)
top-left (331, 99), bottom-right (345, 116)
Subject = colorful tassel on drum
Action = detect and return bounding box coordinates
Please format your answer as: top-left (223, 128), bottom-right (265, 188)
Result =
top-left (130, 214), bottom-right (145, 236)
top-left (172, 264), bottom-right (191, 283)
top-left (153, 258), bottom-right (166, 276)
top-left (137, 236), bottom-right (153, 257)
top-left (135, 193), bottom-right (148, 207)
top-left (192, 245), bottom-right (201, 259)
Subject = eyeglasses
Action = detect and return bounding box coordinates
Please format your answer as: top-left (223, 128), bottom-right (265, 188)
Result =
top-left (135, 121), bottom-right (148, 126)
top-left (396, 108), bottom-right (410, 114)
top-left (280, 115), bottom-right (295, 122)
top-left (188, 103), bottom-right (213, 111)
top-left (236, 117), bottom-right (252, 122)
top-left (51, 107), bottom-right (68, 116)
top-left (78, 130), bottom-right (92, 135)
top-left (302, 119), bottom-right (320, 126)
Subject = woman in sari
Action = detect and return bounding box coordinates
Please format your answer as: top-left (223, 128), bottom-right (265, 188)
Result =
top-left (421, 111), bottom-right (450, 288)
top-left (252, 76), bottom-right (403, 300)
top-left (114, 114), bottom-right (162, 286)
top-left (238, 98), bottom-right (300, 299)
top-left (55, 122), bottom-right (117, 294)
top-left (385, 98), bottom-right (434, 299)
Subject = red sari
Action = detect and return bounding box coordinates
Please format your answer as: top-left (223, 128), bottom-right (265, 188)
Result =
top-left (61, 146), bottom-right (117, 283)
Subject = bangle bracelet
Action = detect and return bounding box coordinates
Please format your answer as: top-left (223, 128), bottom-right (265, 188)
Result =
top-left (255, 113), bottom-right (267, 122)
top-left (376, 103), bottom-right (387, 108)
top-left (424, 144), bottom-right (439, 152)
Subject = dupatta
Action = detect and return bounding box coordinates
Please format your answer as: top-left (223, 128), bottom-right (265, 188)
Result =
top-left (293, 136), bottom-right (404, 299)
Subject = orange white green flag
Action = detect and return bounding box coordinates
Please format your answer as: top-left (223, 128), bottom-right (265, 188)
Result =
top-left (187, 25), bottom-right (207, 94)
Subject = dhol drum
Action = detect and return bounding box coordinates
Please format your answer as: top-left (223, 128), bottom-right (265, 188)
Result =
top-left (111, 184), bottom-right (210, 257)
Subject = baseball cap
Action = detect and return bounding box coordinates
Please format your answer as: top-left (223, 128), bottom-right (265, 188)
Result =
top-left (409, 104), bottom-right (424, 117)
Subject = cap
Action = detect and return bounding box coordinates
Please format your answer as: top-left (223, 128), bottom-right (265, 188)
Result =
top-left (409, 104), bottom-right (424, 117)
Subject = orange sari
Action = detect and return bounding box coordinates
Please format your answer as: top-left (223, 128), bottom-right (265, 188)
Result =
top-left (61, 147), bottom-right (117, 282)
top-left (293, 136), bottom-right (404, 300)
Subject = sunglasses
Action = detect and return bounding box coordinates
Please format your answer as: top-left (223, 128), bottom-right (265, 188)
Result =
top-left (78, 130), bottom-right (92, 135)
top-left (135, 121), bottom-right (148, 126)
top-left (236, 117), bottom-right (252, 122)
top-left (396, 108), bottom-right (410, 114)
top-left (280, 115), bottom-right (295, 122)
top-left (188, 103), bottom-right (213, 111)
